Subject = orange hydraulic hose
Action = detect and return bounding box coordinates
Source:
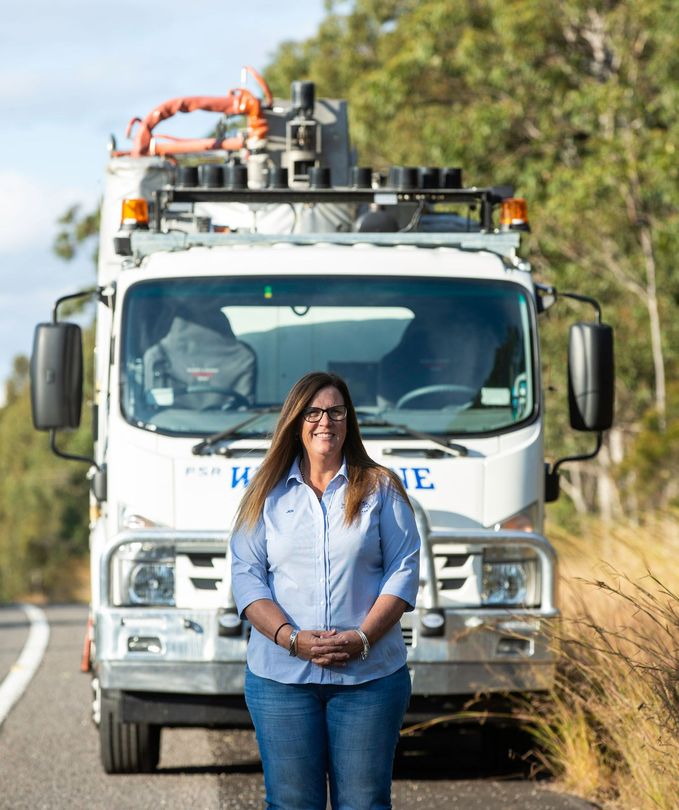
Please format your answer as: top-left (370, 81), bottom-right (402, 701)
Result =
top-left (147, 135), bottom-right (246, 156)
top-left (130, 88), bottom-right (269, 157)
top-left (242, 65), bottom-right (273, 107)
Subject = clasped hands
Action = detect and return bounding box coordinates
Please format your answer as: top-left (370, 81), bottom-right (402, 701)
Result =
top-left (294, 628), bottom-right (364, 667)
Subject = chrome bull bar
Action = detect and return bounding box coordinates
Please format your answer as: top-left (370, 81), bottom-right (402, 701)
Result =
top-left (100, 529), bottom-right (231, 609)
top-left (410, 498), bottom-right (558, 616)
top-left (100, 517), bottom-right (558, 617)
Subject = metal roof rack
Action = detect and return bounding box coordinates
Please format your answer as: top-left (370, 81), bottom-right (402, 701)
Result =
top-left (152, 184), bottom-right (516, 232)
top-left (126, 229), bottom-right (522, 260)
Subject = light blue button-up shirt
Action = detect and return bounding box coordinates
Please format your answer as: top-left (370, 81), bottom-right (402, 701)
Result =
top-left (230, 457), bottom-right (421, 685)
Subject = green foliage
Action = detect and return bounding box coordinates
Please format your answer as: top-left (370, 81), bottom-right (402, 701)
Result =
top-left (53, 205), bottom-right (100, 263)
top-left (618, 381), bottom-right (679, 509)
top-left (0, 197), bottom-right (98, 601)
top-left (0, 330), bottom-right (94, 601)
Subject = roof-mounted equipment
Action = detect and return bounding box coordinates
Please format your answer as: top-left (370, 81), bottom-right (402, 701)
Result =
top-left (116, 66), bottom-right (273, 159)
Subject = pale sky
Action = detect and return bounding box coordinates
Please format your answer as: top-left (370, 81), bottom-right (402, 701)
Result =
top-left (0, 0), bottom-right (327, 397)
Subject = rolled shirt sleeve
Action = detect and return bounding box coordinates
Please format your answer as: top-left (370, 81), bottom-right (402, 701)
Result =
top-left (377, 483), bottom-right (421, 611)
top-left (230, 517), bottom-right (274, 618)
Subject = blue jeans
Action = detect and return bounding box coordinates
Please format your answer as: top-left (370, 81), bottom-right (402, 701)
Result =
top-left (244, 665), bottom-right (411, 810)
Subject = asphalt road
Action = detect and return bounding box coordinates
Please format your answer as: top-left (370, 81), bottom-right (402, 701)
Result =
top-left (0, 605), bottom-right (595, 810)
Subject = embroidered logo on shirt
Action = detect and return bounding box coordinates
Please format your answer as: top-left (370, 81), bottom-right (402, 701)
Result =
top-left (286, 509), bottom-right (295, 513)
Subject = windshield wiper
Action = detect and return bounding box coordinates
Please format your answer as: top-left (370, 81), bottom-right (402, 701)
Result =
top-left (356, 415), bottom-right (468, 458)
top-left (192, 407), bottom-right (280, 455)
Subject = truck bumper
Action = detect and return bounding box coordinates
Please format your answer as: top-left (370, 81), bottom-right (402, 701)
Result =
top-left (94, 608), bottom-right (555, 697)
top-left (97, 660), bottom-right (246, 693)
top-left (403, 610), bottom-right (556, 695)
top-left (407, 660), bottom-right (554, 694)
top-left (94, 606), bottom-right (247, 694)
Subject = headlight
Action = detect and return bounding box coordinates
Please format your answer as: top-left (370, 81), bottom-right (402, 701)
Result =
top-left (482, 547), bottom-right (540, 607)
top-left (129, 562), bottom-right (175, 605)
top-left (118, 506), bottom-right (164, 531)
top-left (494, 503), bottom-right (539, 533)
top-left (111, 542), bottom-right (176, 606)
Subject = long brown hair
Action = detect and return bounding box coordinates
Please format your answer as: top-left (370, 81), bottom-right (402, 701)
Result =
top-left (233, 371), bottom-right (410, 530)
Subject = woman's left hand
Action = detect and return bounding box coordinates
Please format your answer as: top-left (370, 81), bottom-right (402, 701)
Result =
top-left (309, 629), bottom-right (364, 667)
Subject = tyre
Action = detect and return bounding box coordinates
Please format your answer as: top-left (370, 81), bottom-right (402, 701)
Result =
top-left (99, 694), bottom-right (161, 774)
top-left (480, 721), bottom-right (532, 776)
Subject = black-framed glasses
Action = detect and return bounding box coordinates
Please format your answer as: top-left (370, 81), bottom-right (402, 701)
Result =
top-left (302, 405), bottom-right (348, 423)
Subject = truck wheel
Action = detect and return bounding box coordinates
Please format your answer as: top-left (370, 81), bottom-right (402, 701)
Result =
top-left (481, 722), bottom-right (531, 776)
top-left (100, 695), bottom-right (161, 774)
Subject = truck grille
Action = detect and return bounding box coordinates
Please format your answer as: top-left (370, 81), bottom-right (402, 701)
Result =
top-left (175, 549), bottom-right (226, 608)
top-left (190, 577), bottom-right (220, 590)
top-left (431, 550), bottom-right (481, 605)
top-left (437, 578), bottom-right (466, 590)
top-left (187, 552), bottom-right (219, 567)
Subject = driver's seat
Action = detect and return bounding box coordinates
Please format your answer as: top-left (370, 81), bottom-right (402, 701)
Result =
top-left (143, 315), bottom-right (256, 409)
top-left (377, 319), bottom-right (453, 406)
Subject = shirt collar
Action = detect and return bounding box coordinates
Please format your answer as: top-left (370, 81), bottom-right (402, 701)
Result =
top-left (287, 456), bottom-right (304, 485)
top-left (287, 456), bottom-right (349, 485)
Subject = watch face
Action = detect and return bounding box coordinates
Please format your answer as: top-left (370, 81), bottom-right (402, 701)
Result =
top-left (288, 629), bottom-right (299, 656)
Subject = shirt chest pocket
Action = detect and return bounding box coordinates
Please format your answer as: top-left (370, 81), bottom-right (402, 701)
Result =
top-left (333, 497), bottom-right (382, 564)
top-left (265, 506), bottom-right (317, 568)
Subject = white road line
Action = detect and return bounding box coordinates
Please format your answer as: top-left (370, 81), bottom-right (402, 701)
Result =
top-left (0, 604), bottom-right (50, 725)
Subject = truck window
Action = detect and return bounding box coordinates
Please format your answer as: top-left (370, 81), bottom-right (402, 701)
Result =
top-left (120, 276), bottom-right (536, 437)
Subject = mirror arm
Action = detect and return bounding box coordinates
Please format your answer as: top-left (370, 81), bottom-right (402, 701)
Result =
top-left (556, 291), bottom-right (602, 324)
top-left (49, 429), bottom-right (100, 471)
top-left (549, 431), bottom-right (603, 476)
top-left (52, 288), bottom-right (99, 324)
top-left (544, 433), bottom-right (604, 503)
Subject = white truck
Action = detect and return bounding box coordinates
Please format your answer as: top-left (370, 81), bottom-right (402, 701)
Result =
top-left (30, 72), bottom-right (614, 773)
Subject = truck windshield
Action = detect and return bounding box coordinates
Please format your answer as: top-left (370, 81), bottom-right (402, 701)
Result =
top-left (120, 275), bottom-right (536, 437)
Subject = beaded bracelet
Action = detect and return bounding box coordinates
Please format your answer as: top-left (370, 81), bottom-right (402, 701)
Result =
top-left (273, 621), bottom-right (292, 646)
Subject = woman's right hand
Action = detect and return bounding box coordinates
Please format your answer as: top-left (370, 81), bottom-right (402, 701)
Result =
top-left (293, 629), bottom-right (351, 667)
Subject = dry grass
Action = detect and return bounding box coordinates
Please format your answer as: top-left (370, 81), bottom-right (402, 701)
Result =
top-left (525, 513), bottom-right (679, 808)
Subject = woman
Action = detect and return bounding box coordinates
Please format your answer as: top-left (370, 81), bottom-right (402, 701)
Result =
top-left (230, 371), bottom-right (420, 810)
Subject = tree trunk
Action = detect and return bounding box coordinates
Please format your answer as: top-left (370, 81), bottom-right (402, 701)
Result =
top-left (560, 465), bottom-right (588, 515)
top-left (638, 222), bottom-right (666, 430)
top-left (596, 439), bottom-right (624, 524)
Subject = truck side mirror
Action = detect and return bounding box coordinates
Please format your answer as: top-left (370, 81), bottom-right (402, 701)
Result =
top-left (30, 322), bottom-right (83, 430)
top-left (568, 322), bottom-right (614, 432)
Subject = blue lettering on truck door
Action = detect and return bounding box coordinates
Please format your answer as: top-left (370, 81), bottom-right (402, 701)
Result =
top-left (231, 467), bottom-right (253, 488)
top-left (392, 467), bottom-right (436, 491)
top-left (225, 466), bottom-right (435, 490)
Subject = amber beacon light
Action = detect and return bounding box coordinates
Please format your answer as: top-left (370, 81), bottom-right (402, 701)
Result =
top-left (499, 197), bottom-right (530, 231)
top-left (121, 198), bottom-right (149, 227)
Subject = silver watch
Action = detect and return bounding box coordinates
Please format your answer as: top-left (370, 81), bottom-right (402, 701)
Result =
top-left (288, 628), bottom-right (299, 657)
